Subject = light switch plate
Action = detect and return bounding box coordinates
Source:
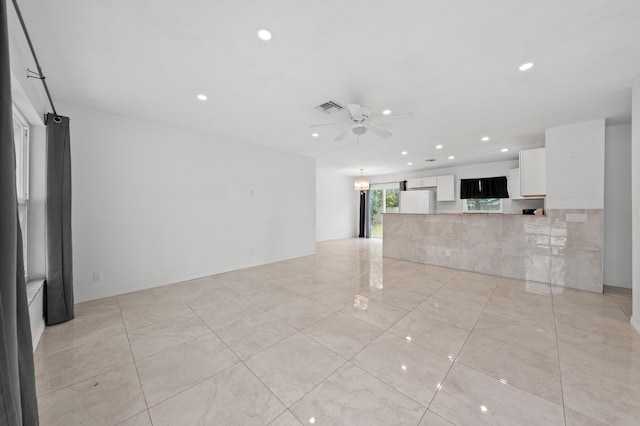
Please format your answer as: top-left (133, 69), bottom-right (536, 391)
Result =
top-left (566, 213), bottom-right (587, 223)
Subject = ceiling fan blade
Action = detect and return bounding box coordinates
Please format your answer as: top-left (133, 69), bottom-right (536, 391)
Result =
top-left (347, 104), bottom-right (364, 121)
top-left (376, 112), bottom-right (414, 119)
top-left (368, 124), bottom-right (392, 139)
top-left (309, 121), bottom-right (351, 128)
top-left (334, 128), bottom-right (351, 142)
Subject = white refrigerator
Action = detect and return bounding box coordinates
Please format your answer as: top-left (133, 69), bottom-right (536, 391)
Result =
top-left (400, 190), bottom-right (436, 214)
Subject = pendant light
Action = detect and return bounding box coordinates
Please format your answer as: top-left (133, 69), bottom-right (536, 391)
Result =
top-left (354, 169), bottom-right (370, 191)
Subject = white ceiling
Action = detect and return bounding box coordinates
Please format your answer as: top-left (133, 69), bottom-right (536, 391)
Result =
top-left (14, 0), bottom-right (640, 176)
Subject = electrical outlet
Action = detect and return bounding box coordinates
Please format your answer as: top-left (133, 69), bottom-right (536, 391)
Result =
top-left (93, 272), bottom-right (102, 282)
top-left (445, 249), bottom-right (451, 257)
top-left (566, 213), bottom-right (587, 223)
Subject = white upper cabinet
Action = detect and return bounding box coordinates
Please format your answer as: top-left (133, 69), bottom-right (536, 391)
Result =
top-left (519, 148), bottom-right (546, 197)
top-left (436, 174), bottom-right (455, 201)
top-left (509, 168), bottom-right (524, 200)
top-left (406, 176), bottom-right (437, 189)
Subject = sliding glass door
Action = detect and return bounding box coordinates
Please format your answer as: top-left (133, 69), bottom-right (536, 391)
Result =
top-left (370, 184), bottom-right (399, 238)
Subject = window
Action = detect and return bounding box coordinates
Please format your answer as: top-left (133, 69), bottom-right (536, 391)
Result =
top-left (13, 109), bottom-right (29, 277)
top-left (463, 198), bottom-right (502, 213)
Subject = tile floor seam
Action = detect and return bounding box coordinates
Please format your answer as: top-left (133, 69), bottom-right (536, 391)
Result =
top-left (416, 275), bottom-right (500, 426)
top-left (34, 361), bottom-right (136, 400)
top-left (344, 302), bottom-right (415, 361)
top-left (186, 294), bottom-right (266, 332)
top-left (609, 293), bottom-right (631, 318)
top-left (348, 350), bottom-right (440, 411)
top-left (186, 299), bottom-right (295, 420)
top-left (143, 359), bottom-right (243, 411)
top-left (299, 314), bottom-right (386, 359)
top-left (550, 287), bottom-right (569, 426)
top-left (244, 337), bottom-right (349, 413)
top-left (37, 314), bottom-right (136, 401)
top-left (120, 295), bottom-right (152, 414)
top-left (115, 409), bottom-right (150, 426)
top-left (266, 297), bottom-right (337, 331)
top-left (453, 358), bottom-right (562, 407)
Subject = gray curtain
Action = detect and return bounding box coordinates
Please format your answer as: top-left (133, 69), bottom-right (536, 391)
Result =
top-left (45, 113), bottom-right (74, 325)
top-left (0, 0), bottom-right (39, 423)
top-left (358, 190), bottom-right (370, 238)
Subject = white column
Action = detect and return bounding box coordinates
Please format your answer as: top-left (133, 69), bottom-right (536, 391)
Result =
top-left (632, 78), bottom-right (640, 334)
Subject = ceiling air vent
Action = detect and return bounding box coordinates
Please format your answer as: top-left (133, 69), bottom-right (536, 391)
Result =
top-left (315, 100), bottom-right (344, 114)
top-left (425, 159), bottom-right (436, 162)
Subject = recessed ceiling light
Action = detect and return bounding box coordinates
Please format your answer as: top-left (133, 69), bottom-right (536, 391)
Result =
top-left (406, 336), bottom-right (412, 341)
top-left (257, 29), bottom-right (272, 41)
top-left (481, 136), bottom-right (490, 142)
top-left (382, 109), bottom-right (392, 115)
top-left (518, 62), bottom-right (534, 71)
top-left (401, 151), bottom-right (407, 155)
top-left (312, 133), bottom-right (319, 138)
top-left (197, 94), bottom-right (207, 101)
top-left (480, 405), bottom-right (488, 413)
top-left (436, 145), bottom-right (443, 149)
top-left (407, 162), bottom-right (413, 166)
top-left (501, 148), bottom-right (509, 152)
top-left (448, 155), bottom-right (455, 160)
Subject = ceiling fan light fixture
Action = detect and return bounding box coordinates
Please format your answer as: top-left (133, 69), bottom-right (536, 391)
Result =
top-left (352, 126), bottom-right (368, 136)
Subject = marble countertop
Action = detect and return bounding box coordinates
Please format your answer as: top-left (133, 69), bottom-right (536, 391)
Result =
top-left (383, 212), bottom-right (545, 216)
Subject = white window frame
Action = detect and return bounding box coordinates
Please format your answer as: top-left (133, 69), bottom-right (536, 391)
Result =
top-left (13, 107), bottom-right (30, 278)
top-left (462, 198), bottom-right (503, 213)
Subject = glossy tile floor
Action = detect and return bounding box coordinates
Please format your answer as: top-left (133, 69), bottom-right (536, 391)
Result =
top-left (35, 238), bottom-right (639, 425)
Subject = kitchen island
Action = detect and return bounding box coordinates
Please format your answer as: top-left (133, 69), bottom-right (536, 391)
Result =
top-left (383, 211), bottom-right (603, 292)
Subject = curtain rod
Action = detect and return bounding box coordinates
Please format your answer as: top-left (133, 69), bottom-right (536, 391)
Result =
top-left (11, 0), bottom-right (58, 116)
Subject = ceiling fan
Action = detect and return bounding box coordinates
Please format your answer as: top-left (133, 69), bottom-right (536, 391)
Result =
top-left (310, 104), bottom-right (413, 142)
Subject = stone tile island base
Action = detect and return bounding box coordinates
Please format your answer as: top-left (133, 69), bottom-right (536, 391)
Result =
top-left (383, 210), bottom-right (604, 293)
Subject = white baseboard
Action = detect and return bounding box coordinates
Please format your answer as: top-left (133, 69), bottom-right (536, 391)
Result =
top-left (631, 316), bottom-right (640, 336)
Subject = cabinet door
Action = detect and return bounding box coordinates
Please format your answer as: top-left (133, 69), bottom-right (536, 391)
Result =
top-left (509, 168), bottom-right (523, 200)
top-left (406, 178), bottom-right (421, 189)
top-left (421, 176), bottom-right (437, 188)
top-left (519, 148), bottom-right (546, 196)
top-left (436, 175), bottom-right (455, 201)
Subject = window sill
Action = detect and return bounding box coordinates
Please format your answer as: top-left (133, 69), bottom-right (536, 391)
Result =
top-left (27, 279), bottom-right (45, 307)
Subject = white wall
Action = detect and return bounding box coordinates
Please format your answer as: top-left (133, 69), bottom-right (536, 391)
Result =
top-left (632, 80), bottom-right (640, 333)
top-left (61, 103), bottom-right (316, 302)
top-left (366, 159), bottom-right (543, 214)
top-left (545, 119), bottom-right (606, 210)
top-left (316, 169), bottom-right (358, 241)
top-left (7, 7), bottom-right (49, 119)
top-left (604, 124), bottom-right (632, 288)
